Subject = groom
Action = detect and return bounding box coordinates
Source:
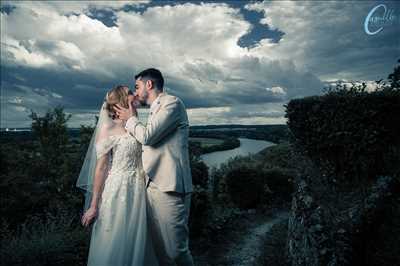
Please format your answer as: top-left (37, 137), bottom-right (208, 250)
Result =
top-left (115, 68), bottom-right (194, 266)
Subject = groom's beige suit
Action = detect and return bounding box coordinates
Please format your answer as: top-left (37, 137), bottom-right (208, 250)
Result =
top-left (125, 93), bottom-right (194, 266)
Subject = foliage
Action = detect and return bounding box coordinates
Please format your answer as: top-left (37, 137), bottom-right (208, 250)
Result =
top-left (1, 107), bottom-right (83, 229)
top-left (29, 106), bottom-right (72, 184)
top-left (285, 60), bottom-right (400, 182)
top-left (190, 157), bottom-right (209, 189)
top-left (262, 168), bottom-right (294, 202)
top-left (78, 124), bottom-right (95, 161)
top-left (259, 142), bottom-right (293, 169)
top-left (0, 141), bottom-right (37, 228)
top-left (188, 141), bottom-right (209, 189)
top-left (0, 210), bottom-right (89, 266)
top-left (30, 106), bottom-right (71, 159)
top-left (211, 146), bottom-right (295, 210)
top-left (285, 60), bottom-right (400, 266)
top-left (225, 164), bottom-right (265, 209)
top-left (189, 185), bottom-right (210, 237)
top-left (388, 58), bottom-right (400, 89)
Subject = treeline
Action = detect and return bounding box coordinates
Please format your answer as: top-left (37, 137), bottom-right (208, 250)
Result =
top-left (189, 136), bottom-right (240, 155)
top-left (190, 124), bottom-right (289, 143)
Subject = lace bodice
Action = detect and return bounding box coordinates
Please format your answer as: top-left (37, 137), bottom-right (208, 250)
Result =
top-left (93, 132), bottom-right (145, 230)
top-left (95, 132), bottom-right (142, 177)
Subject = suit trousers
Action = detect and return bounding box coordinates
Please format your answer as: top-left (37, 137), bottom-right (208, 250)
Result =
top-left (146, 181), bottom-right (194, 266)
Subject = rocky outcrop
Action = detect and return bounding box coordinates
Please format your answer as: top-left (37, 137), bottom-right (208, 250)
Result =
top-left (287, 175), bottom-right (399, 266)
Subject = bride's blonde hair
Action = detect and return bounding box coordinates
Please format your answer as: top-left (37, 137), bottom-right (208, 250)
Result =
top-left (105, 85), bottom-right (130, 120)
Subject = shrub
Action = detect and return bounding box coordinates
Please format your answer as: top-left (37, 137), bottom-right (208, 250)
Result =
top-left (190, 158), bottom-right (209, 189)
top-left (226, 164), bottom-right (265, 209)
top-left (0, 210), bottom-right (89, 266)
top-left (285, 64), bottom-right (400, 182)
top-left (189, 185), bottom-right (210, 237)
top-left (259, 142), bottom-right (293, 169)
top-left (262, 168), bottom-right (294, 202)
top-left (210, 148), bottom-right (295, 210)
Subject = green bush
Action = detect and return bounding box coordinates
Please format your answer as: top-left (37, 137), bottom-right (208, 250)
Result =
top-left (188, 140), bottom-right (210, 189)
top-left (190, 158), bottom-right (209, 189)
top-left (262, 168), bottom-right (294, 201)
top-left (225, 164), bottom-right (265, 209)
top-left (285, 63), bottom-right (400, 182)
top-left (210, 148), bottom-right (295, 210)
top-left (189, 185), bottom-right (210, 237)
top-left (0, 210), bottom-right (89, 266)
top-left (259, 142), bottom-right (293, 169)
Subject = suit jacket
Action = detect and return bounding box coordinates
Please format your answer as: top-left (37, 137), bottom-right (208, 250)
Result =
top-left (125, 93), bottom-right (193, 193)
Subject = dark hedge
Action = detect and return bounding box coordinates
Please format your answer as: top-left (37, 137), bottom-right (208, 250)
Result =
top-left (285, 82), bottom-right (400, 181)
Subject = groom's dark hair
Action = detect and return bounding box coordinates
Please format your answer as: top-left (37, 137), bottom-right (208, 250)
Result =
top-left (135, 68), bottom-right (164, 92)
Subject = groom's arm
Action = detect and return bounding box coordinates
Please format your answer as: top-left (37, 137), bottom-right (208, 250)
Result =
top-left (125, 98), bottom-right (180, 146)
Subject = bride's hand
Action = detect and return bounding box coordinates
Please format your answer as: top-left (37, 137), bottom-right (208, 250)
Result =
top-left (114, 102), bottom-right (137, 121)
top-left (81, 206), bottom-right (98, 227)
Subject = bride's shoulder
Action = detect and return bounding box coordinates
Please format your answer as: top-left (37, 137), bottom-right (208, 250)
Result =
top-left (95, 132), bottom-right (130, 157)
top-left (96, 134), bottom-right (117, 145)
top-left (97, 131), bottom-right (129, 145)
top-left (95, 135), bottom-right (118, 152)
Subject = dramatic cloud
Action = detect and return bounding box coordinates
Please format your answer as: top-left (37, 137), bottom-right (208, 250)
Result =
top-left (1, 0), bottom-right (398, 128)
top-left (245, 0), bottom-right (399, 80)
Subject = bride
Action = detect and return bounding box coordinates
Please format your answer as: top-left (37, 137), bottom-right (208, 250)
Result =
top-left (76, 85), bottom-right (157, 266)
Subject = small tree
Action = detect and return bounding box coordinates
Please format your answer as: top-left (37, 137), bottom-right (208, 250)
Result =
top-left (29, 106), bottom-right (72, 188)
top-left (30, 106), bottom-right (71, 157)
top-left (226, 164), bottom-right (265, 209)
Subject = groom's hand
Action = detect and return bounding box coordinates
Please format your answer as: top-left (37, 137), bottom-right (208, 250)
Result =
top-left (114, 102), bottom-right (137, 121)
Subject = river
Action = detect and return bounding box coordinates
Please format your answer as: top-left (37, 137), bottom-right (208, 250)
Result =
top-left (200, 138), bottom-right (275, 170)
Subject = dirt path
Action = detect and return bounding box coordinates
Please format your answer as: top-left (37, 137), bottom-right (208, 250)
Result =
top-left (224, 211), bottom-right (290, 266)
top-left (194, 210), bottom-right (290, 266)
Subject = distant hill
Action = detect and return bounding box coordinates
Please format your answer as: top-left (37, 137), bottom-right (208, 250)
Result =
top-left (190, 124), bottom-right (286, 130)
top-left (1, 124), bottom-right (289, 143)
top-left (190, 124), bottom-right (289, 143)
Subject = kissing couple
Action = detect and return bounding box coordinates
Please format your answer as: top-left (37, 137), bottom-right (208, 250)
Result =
top-left (76, 68), bottom-right (194, 266)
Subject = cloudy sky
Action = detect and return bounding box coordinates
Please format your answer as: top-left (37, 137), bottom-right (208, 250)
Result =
top-left (1, 0), bottom-right (399, 128)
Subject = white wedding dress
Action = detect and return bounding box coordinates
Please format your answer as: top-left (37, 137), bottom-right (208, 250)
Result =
top-left (86, 132), bottom-right (157, 266)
